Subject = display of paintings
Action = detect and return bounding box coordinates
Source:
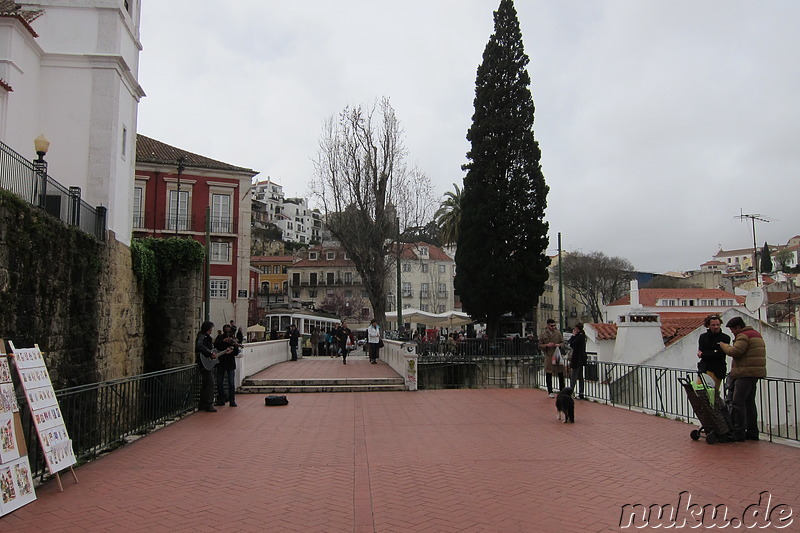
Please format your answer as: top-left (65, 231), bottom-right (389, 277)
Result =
top-left (9, 342), bottom-right (77, 476)
top-left (0, 384), bottom-right (18, 414)
top-left (18, 366), bottom-right (51, 390)
top-left (8, 345), bottom-right (44, 370)
top-left (32, 405), bottom-right (64, 431)
top-left (0, 358), bottom-right (11, 383)
top-left (0, 342), bottom-right (37, 517)
top-left (0, 413), bottom-right (20, 463)
top-left (0, 457), bottom-right (36, 515)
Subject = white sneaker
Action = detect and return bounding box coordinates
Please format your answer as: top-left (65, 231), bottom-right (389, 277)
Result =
top-left (548, 393), bottom-right (555, 397)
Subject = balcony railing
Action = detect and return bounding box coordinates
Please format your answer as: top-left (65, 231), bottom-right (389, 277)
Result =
top-left (0, 140), bottom-right (106, 240)
top-left (16, 365), bottom-right (199, 481)
top-left (163, 213), bottom-right (195, 232)
top-left (415, 350), bottom-right (799, 444)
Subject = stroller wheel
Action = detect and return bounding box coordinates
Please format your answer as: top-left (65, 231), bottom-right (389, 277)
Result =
top-left (706, 431), bottom-right (717, 445)
top-left (690, 429), bottom-right (701, 441)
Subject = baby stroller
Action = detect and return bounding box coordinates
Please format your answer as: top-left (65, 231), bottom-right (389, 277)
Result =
top-left (678, 373), bottom-right (733, 445)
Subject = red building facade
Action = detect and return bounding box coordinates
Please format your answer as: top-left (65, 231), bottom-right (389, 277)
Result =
top-left (134, 134), bottom-right (258, 329)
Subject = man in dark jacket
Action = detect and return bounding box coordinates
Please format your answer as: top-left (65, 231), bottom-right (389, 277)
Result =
top-left (288, 324), bottom-right (300, 361)
top-left (195, 321), bottom-right (219, 412)
top-left (214, 324), bottom-right (240, 407)
top-left (696, 314), bottom-right (730, 392)
top-left (720, 316), bottom-right (767, 441)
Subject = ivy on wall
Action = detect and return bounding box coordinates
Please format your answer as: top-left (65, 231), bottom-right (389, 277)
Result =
top-left (0, 189), bottom-right (102, 387)
top-left (131, 237), bottom-right (204, 304)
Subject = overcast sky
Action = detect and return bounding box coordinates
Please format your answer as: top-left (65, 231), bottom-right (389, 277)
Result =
top-left (137, 1), bottom-right (799, 274)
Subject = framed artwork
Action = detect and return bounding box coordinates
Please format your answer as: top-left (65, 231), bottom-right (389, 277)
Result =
top-left (0, 358), bottom-right (11, 383)
top-left (0, 457), bottom-right (36, 514)
top-left (25, 386), bottom-right (58, 411)
top-left (43, 440), bottom-right (75, 474)
top-left (0, 414), bottom-right (20, 463)
top-left (0, 384), bottom-right (18, 415)
top-left (18, 367), bottom-right (51, 390)
top-left (8, 345), bottom-right (45, 370)
top-left (32, 405), bottom-right (65, 431)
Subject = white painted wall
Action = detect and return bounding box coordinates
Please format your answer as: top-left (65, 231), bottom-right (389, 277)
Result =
top-left (1, 1), bottom-right (144, 244)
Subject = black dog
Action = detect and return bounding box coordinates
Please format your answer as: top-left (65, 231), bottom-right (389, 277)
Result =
top-left (556, 387), bottom-right (575, 423)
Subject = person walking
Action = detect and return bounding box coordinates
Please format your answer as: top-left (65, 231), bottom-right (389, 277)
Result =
top-left (367, 319), bottom-right (382, 364)
top-left (288, 324), bottom-right (300, 361)
top-left (538, 318), bottom-right (565, 397)
top-left (719, 316), bottom-right (767, 441)
top-left (338, 322), bottom-right (353, 365)
top-left (568, 322), bottom-right (587, 400)
top-left (195, 321), bottom-right (219, 412)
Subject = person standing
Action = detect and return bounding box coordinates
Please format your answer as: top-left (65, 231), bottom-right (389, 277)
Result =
top-left (719, 316), bottom-right (767, 441)
top-left (696, 314), bottom-right (730, 392)
top-left (195, 321), bottom-right (219, 412)
top-left (538, 318), bottom-right (565, 397)
top-left (288, 324), bottom-right (300, 361)
top-left (310, 326), bottom-right (320, 356)
top-left (568, 322), bottom-right (587, 400)
top-left (367, 319), bottom-right (382, 364)
top-left (214, 324), bottom-right (240, 407)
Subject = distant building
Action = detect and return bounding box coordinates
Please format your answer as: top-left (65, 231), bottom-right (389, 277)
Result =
top-left (251, 179), bottom-right (321, 245)
top-left (251, 254), bottom-right (294, 313)
top-left (134, 134), bottom-right (258, 329)
top-left (394, 242), bottom-right (455, 315)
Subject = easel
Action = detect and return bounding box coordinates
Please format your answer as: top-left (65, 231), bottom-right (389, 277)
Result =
top-left (54, 465), bottom-right (79, 492)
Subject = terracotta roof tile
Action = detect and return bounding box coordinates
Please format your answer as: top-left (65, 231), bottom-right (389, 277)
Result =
top-left (590, 323), bottom-right (617, 340)
top-left (0, 1), bottom-right (42, 36)
top-left (590, 314), bottom-right (705, 346)
top-left (136, 134), bottom-right (258, 175)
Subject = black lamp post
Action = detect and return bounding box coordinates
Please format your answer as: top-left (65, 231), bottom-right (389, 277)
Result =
top-left (175, 156), bottom-right (185, 233)
top-left (33, 135), bottom-right (50, 208)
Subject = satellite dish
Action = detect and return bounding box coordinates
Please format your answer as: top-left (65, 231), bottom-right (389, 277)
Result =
top-left (745, 288), bottom-right (764, 312)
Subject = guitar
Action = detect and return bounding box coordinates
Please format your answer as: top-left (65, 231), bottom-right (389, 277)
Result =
top-left (199, 347), bottom-right (232, 371)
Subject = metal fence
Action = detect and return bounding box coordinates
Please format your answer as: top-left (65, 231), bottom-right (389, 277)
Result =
top-left (0, 139), bottom-right (106, 240)
top-left (417, 353), bottom-right (800, 444)
top-left (16, 365), bottom-right (200, 481)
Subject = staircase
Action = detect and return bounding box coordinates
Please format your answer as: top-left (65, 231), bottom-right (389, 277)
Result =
top-left (239, 376), bottom-right (406, 394)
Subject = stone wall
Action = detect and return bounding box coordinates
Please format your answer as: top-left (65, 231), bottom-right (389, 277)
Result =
top-left (0, 190), bottom-right (202, 387)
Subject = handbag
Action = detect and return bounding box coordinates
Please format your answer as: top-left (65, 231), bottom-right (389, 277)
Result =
top-left (378, 338), bottom-right (384, 348)
top-left (552, 347), bottom-right (564, 366)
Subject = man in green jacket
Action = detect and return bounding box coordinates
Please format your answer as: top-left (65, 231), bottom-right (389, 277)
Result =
top-left (719, 316), bottom-right (767, 441)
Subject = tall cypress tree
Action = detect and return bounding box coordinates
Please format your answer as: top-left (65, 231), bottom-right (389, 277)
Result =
top-left (760, 242), bottom-right (773, 274)
top-left (455, 0), bottom-right (550, 339)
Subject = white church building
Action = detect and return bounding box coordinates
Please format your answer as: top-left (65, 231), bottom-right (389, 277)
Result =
top-left (1, 0), bottom-right (144, 244)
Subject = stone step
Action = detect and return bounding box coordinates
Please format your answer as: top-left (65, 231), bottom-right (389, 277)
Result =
top-left (242, 377), bottom-right (404, 387)
top-left (238, 383), bottom-right (407, 394)
top-left (239, 376), bottom-right (407, 393)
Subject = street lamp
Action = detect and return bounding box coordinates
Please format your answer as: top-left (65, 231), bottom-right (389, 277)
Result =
top-left (175, 156), bottom-right (185, 234)
top-left (33, 135), bottom-right (50, 208)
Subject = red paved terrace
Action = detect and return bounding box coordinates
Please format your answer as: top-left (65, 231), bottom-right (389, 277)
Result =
top-left (5, 364), bottom-right (799, 532)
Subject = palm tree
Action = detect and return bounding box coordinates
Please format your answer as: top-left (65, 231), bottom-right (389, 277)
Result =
top-left (434, 183), bottom-right (462, 245)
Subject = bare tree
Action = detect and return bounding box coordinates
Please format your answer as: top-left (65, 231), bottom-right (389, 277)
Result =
top-left (311, 97), bottom-right (435, 325)
top-left (560, 251), bottom-right (635, 323)
top-left (318, 291), bottom-right (366, 322)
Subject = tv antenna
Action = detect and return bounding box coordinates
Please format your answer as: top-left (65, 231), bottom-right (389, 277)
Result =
top-left (736, 211), bottom-right (771, 327)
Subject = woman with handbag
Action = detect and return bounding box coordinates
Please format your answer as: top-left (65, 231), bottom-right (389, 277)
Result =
top-left (367, 319), bottom-right (382, 364)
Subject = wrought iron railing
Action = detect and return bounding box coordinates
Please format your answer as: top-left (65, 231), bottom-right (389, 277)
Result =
top-left (417, 351), bottom-right (800, 444)
top-left (0, 139), bottom-right (106, 240)
top-left (16, 365), bottom-right (200, 481)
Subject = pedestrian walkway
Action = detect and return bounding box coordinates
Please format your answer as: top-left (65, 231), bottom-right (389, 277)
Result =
top-left (4, 388), bottom-right (799, 532)
top-left (249, 354), bottom-right (402, 380)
